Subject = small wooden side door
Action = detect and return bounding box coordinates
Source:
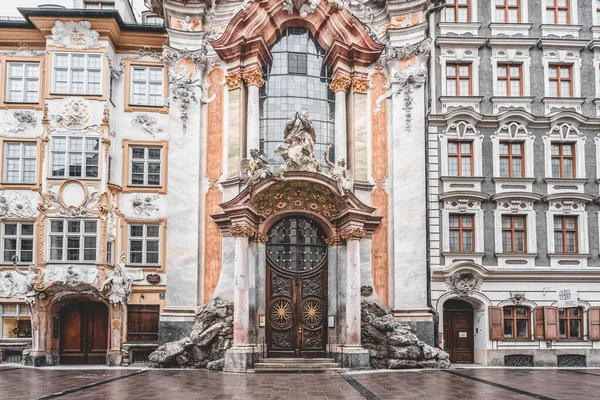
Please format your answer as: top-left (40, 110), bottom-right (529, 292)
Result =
top-left (443, 311), bottom-right (474, 363)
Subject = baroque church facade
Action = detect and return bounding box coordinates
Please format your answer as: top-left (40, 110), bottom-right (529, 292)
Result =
top-left (0, 0), bottom-right (597, 371)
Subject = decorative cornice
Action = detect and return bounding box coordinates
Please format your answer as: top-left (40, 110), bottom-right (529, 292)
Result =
top-left (329, 74), bottom-right (352, 93)
top-left (226, 73), bottom-right (243, 90)
top-left (341, 228), bottom-right (366, 241)
top-left (352, 78), bottom-right (369, 94)
top-left (242, 68), bottom-right (265, 88)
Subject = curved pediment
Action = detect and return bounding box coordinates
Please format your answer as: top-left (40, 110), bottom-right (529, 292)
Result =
top-left (210, 0), bottom-right (384, 69)
top-left (214, 172), bottom-right (380, 236)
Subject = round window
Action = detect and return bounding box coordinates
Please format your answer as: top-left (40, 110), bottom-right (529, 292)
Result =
top-left (266, 218), bottom-right (327, 273)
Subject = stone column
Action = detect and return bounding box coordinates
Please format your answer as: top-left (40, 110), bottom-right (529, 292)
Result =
top-left (231, 225), bottom-right (251, 345)
top-left (242, 68), bottom-right (264, 156)
top-left (329, 73), bottom-right (351, 161)
top-left (339, 228), bottom-right (369, 369)
top-left (224, 224), bottom-right (256, 372)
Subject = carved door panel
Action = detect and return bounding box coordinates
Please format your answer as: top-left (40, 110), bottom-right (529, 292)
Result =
top-left (60, 302), bottom-right (108, 365)
top-left (266, 217), bottom-right (328, 358)
top-left (443, 311), bottom-right (474, 364)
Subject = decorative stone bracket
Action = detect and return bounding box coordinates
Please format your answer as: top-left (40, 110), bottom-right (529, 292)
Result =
top-left (229, 224), bottom-right (269, 243)
top-left (325, 228), bottom-right (366, 245)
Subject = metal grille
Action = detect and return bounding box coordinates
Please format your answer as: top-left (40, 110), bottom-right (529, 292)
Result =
top-left (267, 218), bottom-right (327, 272)
top-left (260, 28), bottom-right (335, 170)
top-left (504, 354), bottom-right (534, 367)
top-left (557, 354), bottom-right (586, 367)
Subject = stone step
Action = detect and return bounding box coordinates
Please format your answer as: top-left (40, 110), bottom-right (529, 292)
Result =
top-left (255, 362), bottom-right (341, 369)
top-left (258, 358), bottom-right (337, 364)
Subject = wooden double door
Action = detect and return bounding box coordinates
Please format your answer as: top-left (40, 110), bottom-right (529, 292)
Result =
top-left (266, 217), bottom-right (328, 358)
top-left (60, 302), bottom-right (108, 365)
top-left (443, 310), bottom-right (474, 363)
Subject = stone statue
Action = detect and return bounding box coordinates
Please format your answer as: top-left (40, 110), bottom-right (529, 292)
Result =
top-left (100, 253), bottom-right (134, 305)
top-left (240, 149), bottom-right (273, 186)
top-left (13, 259), bottom-right (40, 305)
top-left (322, 143), bottom-right (354, 194)
top-left (276, 108), bottom-right (322, 172)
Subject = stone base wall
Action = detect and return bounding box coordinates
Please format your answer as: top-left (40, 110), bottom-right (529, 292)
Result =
top-left (487, 349), bottom-right (600, 367)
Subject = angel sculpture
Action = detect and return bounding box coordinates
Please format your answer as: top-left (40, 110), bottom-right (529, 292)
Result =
top-left (323, 143), bottom-right (354, 194)
top-left (240, 149), bottom-right (273, 186)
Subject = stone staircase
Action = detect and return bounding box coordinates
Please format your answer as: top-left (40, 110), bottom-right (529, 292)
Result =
top-left (252, 357), bottom-right (343, 373)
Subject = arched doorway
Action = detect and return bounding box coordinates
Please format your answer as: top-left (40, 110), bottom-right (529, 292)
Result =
top-left (266, 217), bottom-right (328, 358)
top-left (59, 302), bottom-right (108, 365)
top-left (443, 299), bottom-right (474, 363)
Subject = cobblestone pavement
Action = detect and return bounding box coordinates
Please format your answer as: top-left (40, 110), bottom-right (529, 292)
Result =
top-left (1, 366), bottom-right (599, 400)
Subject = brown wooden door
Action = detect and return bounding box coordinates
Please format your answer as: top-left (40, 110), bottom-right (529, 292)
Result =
top-left (266, 217), bottom-right (328, 358)
top-left (60, 302), bottom-right (108, 365)
top-left (443, 311), bottom-right (474, 363)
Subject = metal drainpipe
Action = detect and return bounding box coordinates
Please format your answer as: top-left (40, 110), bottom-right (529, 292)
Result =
top-left (423, 0), bottom-right (446, 348)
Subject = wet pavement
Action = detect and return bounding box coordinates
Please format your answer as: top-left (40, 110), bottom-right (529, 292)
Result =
top-left (0, 365), bottom-right (599, 400)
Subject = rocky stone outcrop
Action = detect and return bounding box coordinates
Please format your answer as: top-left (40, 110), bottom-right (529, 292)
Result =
top-left (361, 300), bottom-right (450, 369)
top-left (148, 297), bottom-right (233, 370)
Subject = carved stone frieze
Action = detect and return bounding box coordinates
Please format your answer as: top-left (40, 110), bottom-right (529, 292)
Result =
top-left (509, 292), bottom-right (526, 305)
top-left (131, 114), bottom-right (164, 137)
top-left (51, 20), bottom-right (100, 50)
top-left (0, 192), bottom-right (37, 219)
top-left (132, 194), bottom-right (160, 216)
top-left (445, 271), bottom-right (483, 297)
top-left (1, 110), bottom-right (37, 134)
top-left (51, 97), bottom-right (96, 131)
top-left (283, 0), bottom-right (321, 18)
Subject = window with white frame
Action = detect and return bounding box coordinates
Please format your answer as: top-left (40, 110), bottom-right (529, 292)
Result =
top-left (129, 146), bottom-right (162, 186)
top-left (107, 240), bottom-right (114, 266)
top-left (445, 0), bottom-right (471, 22)
top-left (449, 214), bottom-right (475, 252)
top-left (84, 1), bottom-right (115, 9)
top-left (440, 121), bottom-right (483, 180)
top-left (2, 222), bottom-right (34, 263)
top-left (546, 201), bottom-right (589, 264)
top-left (0, 304), bottom-right (31, 339)
top-left (502, 215), bottom-right (527, 252)
top-left (3, 141), bottom-right (36, 184)
top-left (52, 53), bottom-right (102, 96)
top-left (545, 0), bottom-right (571, 24)
top-left (492, 122), bottom-right (535, 180)
top-left (596, 0), bottom-right (600, 25)
top-left (493, 199), bottom-right (537, 264)
top-left (50, 136), bottom-right (99, 179)
top-left (548, 64), bottom-right (573, 97)
top-left (497, 64), bottom-right (523, 97)
top-left (143, 13), bottom-right (164, 25)
top-left (448, 141), bottom-right (473, 177)
top-left (543, 124), bottom-right (586, 180)
top-left (5, 62), bottom-right (40, 103)
top-left (495, 0), bottom-right (521, 23)
top-left (49, 220), bottom-right (97, 262)
top-left (445, 63), bottom-right (472, 96)
top-left (441, 197), bottom-right (485, 264)
top-left (128, 224), bottom-right (160, 266)
top-left (130, 66), bottom-right (164, 106)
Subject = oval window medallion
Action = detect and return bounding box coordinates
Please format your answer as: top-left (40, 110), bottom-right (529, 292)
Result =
top-left (60, 181), bottom-right (88, 208)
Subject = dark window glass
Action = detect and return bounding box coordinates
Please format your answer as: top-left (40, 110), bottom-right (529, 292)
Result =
top-left (267, 218), bottom-right (327, 273)
top-left (260, 28), bottom-right (334, 170)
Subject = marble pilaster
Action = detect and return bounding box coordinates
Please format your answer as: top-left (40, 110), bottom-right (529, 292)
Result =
top-left (330, 74), bottom-right (351, 161)
top-left (242, 69), bottom-right (264, 156)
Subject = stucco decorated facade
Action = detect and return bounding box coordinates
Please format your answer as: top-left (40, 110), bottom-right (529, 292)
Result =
top-left (0, 0), bottom-right (442, 370)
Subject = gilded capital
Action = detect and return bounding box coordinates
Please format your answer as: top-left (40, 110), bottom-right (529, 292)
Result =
top-left (329, 74), bottom-right (352, 93)
top-left (229, 224), bottom-right (255, 238)
top-left (352, 78), bottom-right (369, 94)
top-left (341, 228), bottom-right (366, 241)
top-left (325, 235), bottom-right (344, 246)
top-left (253, 231), bottom-right (269, 244)
top-left (225, 72), bottom-right (243, 90)
top-left (242, 68), bottom-right (265, 87)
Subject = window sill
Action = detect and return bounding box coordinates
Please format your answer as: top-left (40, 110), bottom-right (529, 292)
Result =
top-left (491, 96), bottom-right (535, 114)
top-left (488, 23), bottom-right (533, 38)
top-left (439, 96), bottom-right (484, 113)
top-left (0, 102), bottom-right (43, 111)
top-left (124, 104), bottom-right (169, 114)
top-left (47, 177), bottom-right (101, 182)
top-left (0, 182), bottom-right (40, 191)
top-left (542, 97), bottom-right (585, 115)
top-left (539, 25), bottom-right (582, 39)
top-left (439, 22), bottom-right (481, 36)
top-left (122, 186), bottom-right (166, 195)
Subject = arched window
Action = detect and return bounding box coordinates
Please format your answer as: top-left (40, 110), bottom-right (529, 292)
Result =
top-left (260, 28), bottom-right (334, 170)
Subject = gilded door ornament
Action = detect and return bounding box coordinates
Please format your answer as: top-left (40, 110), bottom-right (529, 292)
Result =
top-left (301, 300), bottom-right (322, 325)
top-left (341, 228), bottom-right (366, 241)
top-left (271, 300), bottom-right (293, 325)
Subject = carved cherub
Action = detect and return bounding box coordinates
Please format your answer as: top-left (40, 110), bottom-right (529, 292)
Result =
top-left (240, 149), bottom-right (273, 186)
top-left (322, 143), bottom-right (354, 194)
